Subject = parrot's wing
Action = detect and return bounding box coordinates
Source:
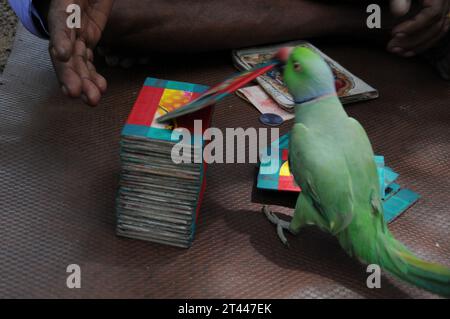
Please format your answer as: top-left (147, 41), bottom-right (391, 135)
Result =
top-left (290, 123), bottom-right (355, 234)
top-left (346, 117), bottom-right (384, 215)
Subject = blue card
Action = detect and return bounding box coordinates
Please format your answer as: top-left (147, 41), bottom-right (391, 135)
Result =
top-left (384, 167), bottom-right (399, 194)
top-left (383, 188), bottom-right (420, 223)
top-left (383, 182), bottom-right (401, 201)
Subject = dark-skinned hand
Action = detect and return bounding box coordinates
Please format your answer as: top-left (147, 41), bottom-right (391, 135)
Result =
top-left (47, 0), bottom-right (114, 106)
top-left (388, 0), bottom-right (450, 57)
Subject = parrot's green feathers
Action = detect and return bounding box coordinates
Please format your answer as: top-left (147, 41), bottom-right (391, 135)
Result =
top-left (289, 122), bottom-right (355, 235)
top-left (281, 46), bottom-right (450, 297)
top-left (283, 47), bottom-right (336, 104)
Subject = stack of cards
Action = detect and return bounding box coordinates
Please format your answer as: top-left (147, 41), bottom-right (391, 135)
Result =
top-left (116, 78), bottom-right (212, 248)
top-left (257, 133), bottom-right (420, 223)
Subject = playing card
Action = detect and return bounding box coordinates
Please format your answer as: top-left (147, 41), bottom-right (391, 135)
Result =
top-left (156, 61), bottom-right (279, 123)
top-left (233, 41), bottom-right (379, 111)
top-left (383, 188), bottom-right (420, 223)
top-left (236, 85), bottom-right (295, 122)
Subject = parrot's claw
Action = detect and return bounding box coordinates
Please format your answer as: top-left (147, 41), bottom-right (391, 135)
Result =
top-left (277, 223), bottom-right (289, 247)
top-left (263, 205), bottom-right (278, 224)
top-left (262, 205), bottom-right (290, 247)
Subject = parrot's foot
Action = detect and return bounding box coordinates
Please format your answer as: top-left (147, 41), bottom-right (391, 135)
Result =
top-left (262, 206), bottom-right (291, 247)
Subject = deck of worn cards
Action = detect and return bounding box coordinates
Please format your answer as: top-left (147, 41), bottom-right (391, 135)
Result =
top-left (116, 78), bottom-right (212, 248)
top-left (258, 133), bottom-right (420, 223)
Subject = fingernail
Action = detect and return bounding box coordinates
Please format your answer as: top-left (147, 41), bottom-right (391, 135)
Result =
top-left (61, 85), bottom-right (68, 96)
top-left (51, 47), bottom-right (57, 57)
top-left (395, 32), bottom-right (406, 38)
top-left (81, 94), bottom-right (89, 104)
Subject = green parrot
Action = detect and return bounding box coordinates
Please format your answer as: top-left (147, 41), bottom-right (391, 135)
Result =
top-left (263, 46), bottom-right (450, 297)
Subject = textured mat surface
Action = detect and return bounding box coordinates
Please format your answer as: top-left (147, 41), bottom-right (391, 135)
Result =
top-left (0, 25), bottom-right (449, 298)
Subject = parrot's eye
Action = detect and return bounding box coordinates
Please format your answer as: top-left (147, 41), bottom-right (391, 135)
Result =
top-left (293, 61), bottom-right (302, 72)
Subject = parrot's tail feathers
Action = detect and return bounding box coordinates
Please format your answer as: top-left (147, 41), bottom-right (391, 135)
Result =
top-left (380, 236), bottom-right (450, 297)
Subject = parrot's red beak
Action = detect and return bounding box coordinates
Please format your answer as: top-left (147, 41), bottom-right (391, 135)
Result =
top-left (275, 47), bottom-right (293, 63)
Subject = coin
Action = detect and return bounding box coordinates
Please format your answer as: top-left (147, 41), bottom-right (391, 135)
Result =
top-left (259, 113), bottom-right (284, 126)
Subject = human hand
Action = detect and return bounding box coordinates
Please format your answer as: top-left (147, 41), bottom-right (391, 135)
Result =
top-left (48, 0), bottom-right (114, 106)
top-left (387, 0), bottom-right (450, 57)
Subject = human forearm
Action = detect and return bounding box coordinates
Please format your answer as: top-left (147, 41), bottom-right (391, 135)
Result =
top-left (101, 0), bottom-right (371, 52)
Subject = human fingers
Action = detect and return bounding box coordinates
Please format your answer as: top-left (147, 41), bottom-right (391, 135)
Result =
top-left (48, 0), bottom-right (78, 61)
top-left (50, 44), bottom-right (84, 97)
top-left (392, 1), bottom-right (445, 35)
top-left (72, 40), bottom-right (102, 106)
top-left (388, 19), bottom-right (446, 55)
